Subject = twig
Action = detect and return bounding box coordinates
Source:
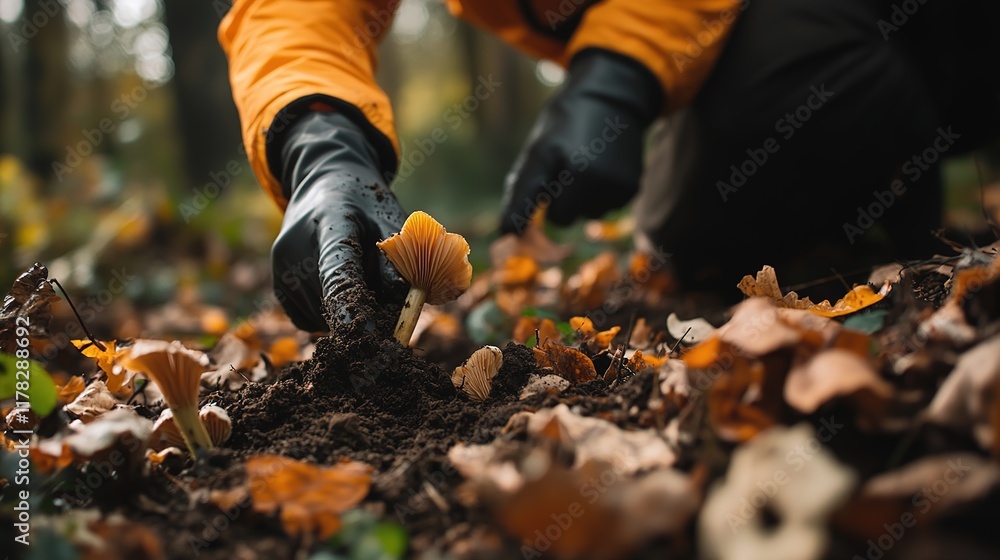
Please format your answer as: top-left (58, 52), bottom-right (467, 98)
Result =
top-left (49, 278), bottom-right (106, 351)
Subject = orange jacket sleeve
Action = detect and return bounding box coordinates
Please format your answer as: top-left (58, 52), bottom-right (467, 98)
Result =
top-left (449, 0), bottom-right (744, 113)
top-left (218, 0), bottom-right (400, 209)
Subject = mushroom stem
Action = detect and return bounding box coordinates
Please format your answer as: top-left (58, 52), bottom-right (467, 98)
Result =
top-left (173, 405), bottom-right (213, 456)
top-left (393, 287), bottom-right (427, 345)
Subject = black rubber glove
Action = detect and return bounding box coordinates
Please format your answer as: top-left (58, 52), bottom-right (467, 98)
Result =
top-left (500, 49), bottom-right (664, 234)
top-left (271, 110), bottom-right (407, 332)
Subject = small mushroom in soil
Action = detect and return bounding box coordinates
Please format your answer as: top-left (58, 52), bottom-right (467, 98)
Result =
top-left (199, 404), bottom-right (232, 446)
top-left (452, 346), bottom-right (504, 401)
top-left (150, 409), bottom-right (186, 451)
top-left (122, 340), bottom-right (213, 456)
top-left (377, 211), bottom-right (472, 345)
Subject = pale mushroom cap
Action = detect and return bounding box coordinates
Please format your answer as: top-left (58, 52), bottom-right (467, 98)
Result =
top-left (151, 408), bottom-right (186, 450)
top-left (122, 340), bottom-right (209, 410)
top-left (200, 404), bottom-right (232, 446)
top-left (376, 211), bottom-right (472, 305)
top-left (452, 346), bottom-right (503, 402)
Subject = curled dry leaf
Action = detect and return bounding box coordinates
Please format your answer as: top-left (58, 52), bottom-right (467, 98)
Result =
top-left (72, 339), bottom-right (132, 392)
top-left (785, 349), bottom-right (892, 421)
top-left (533, 341), bottom-right (597, 384)
top-left (0, 262), bottom-right (59, 353)
top-left (65, 407), bottom-right (152, 461)
top-left (738, 265), bottom-right (886, 317)
top-left (452, 346), bottom-right (504, 402)
top-left (246, 455), bottom-right (372, 539)
top-left (924, 334), bottom-right (1000, 451)
top-left (65, 380), bottom-right (117, 422)
top-left (569, 316), bottom-right (620, 351)
top-left (700, 424), bottom-right (856, 560)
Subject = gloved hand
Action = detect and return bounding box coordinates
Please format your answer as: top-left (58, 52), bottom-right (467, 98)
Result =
top-left (271, 110), bottom-right (407, 332)
top-left (500, 49), bottom-right (663, 234)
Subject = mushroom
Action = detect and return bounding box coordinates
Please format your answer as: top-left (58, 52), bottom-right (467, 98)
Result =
top-left (122, 340), bottom-right (213, 456)
top-left (199, 404), bottom-right (232, 446)
top-left (150, 408), bottom-right (186, 451)
top-left (452, 346), bottom-right (503, 401)
top-left (377, 211), bottom-right (472, 345)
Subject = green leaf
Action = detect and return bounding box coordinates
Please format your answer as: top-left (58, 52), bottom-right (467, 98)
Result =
top-left (842, 309), bottom-right (889, 334)
top-left (521, 307), bottom-right (558, 321)
top-left (0, 353), bottom-right (58, 416)
top-left (556, 321), bottom-right (576, 338)
top-left (352, 522), bottom-right (408, 560)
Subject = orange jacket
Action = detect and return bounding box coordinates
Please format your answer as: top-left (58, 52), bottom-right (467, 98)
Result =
top-left (219, 0), bottom-right (743, 209)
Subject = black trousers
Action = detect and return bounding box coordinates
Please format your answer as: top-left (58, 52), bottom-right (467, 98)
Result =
top-left (634, 0), bottom-right (1000, 295)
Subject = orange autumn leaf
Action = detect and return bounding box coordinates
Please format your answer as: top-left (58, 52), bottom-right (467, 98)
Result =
top-left (57, 376), bottom-right (86, 403)
top-left (247, 455), bottom-right (372, 539)
top-left (533, 341), bottom-right (597, 384)
top-left (626, 350), bottom-right (668, 372)
top-left (72, 339), bottom-right (131, 393)
top-left (512, 316), bottom-right (561, 345)
top-left (569, 316), bottom-right (620, 351)
top-left (565, 252), bottom-right (621, 310)
top-left (738, 265), bottom-right (885, 317)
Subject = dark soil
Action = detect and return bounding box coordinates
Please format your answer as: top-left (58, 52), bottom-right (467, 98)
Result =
top-left (113, 285), bottom-right (663, 559)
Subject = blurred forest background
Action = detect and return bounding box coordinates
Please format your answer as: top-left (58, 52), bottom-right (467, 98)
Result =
top-left (0, 0), bottom-right (997, 338)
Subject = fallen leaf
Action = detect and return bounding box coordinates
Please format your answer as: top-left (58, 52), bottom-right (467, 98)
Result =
top-left (493, 255), bottom-right (539, 287)
top-left (738, 265), bottom-right (886, 317)
top-left (58, 376), bottom-right (86, 403)
top-left (72, 339), bottom-right (132, 393)
top-left (924, 334), bottom-right (1000, 451)
top-left (569, 316), bottom-right (620, 351)
top-left (268, 336), bottom-right (300, 368)
top-left (0, 263), bottom-right (59, 352)
top-left (64, 380), bottom-right (117, 422)
top-left (489, 225), bottom-right (572, 268)
top-left (247, 455), bottom-right (372, 539)
top-left (65, 407), bottom-right (151, 461)
top-left (785, 349), bottom-right (892, 421)
top-left (533, 341), bottom-right (597, 383)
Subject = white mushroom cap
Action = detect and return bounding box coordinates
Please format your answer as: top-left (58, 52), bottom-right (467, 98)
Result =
top-left (377, 211), bottom-right (472, 305)
top-left (151, 408), bottom-right (186, 450)
top-left (452, 346), bottom-right (504, 402)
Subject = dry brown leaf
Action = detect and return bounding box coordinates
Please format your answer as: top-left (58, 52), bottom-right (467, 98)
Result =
top-left (925, 334), bottom-right (1000, 451)
top-left (247, 455), bottom-right (372, 539)
top-left (64, 380), bottom-right (118, 422)
top-left (0, 263), bottom-right (59, 353)
top-left (533, 341), bottom-right (597, 383)
top-left (785, 349), bottom-right (892, 420)
top-left (738, 265), bottom-right (885, 317)
top-left (65, 408), bottom-right (151, 461)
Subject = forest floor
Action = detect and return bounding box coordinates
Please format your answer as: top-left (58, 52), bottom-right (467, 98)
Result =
top-left (3, 231), bottom-right (1000, 560)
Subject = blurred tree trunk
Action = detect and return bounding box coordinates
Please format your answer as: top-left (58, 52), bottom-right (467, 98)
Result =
top-left (22, 0), bottom-right (70, 181)
top-left (163, 0), bottom-right (240, 187)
